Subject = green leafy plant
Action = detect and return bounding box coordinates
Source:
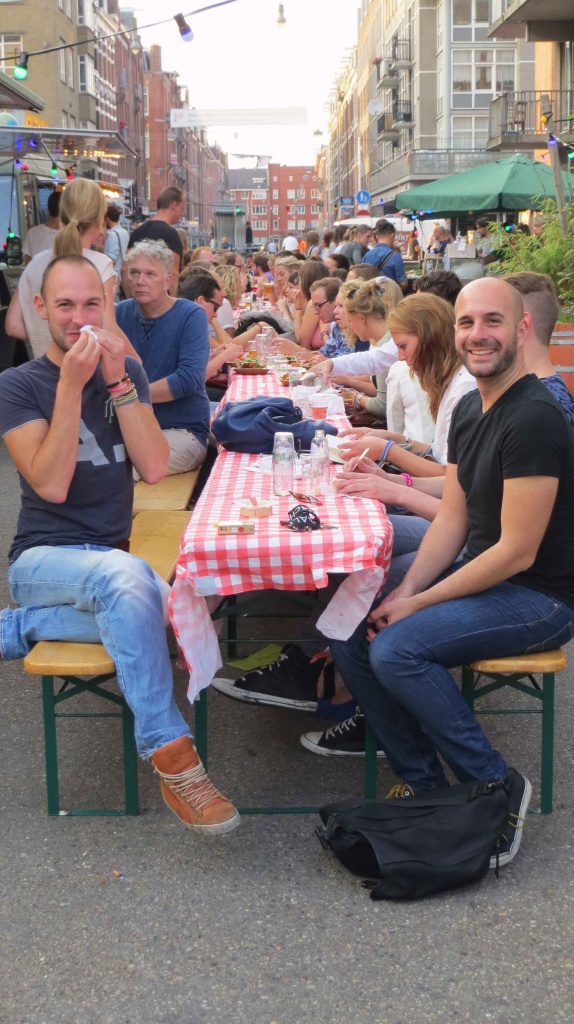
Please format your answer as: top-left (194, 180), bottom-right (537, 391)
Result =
top-left (491, 198), bottom-right (574, 321)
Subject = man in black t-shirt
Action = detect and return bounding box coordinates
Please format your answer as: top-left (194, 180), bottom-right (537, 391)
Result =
top-left (330, 278), bottom-right (574, 867)
top-left (0, 254), bottom-right (239, 836)
top-left (124, 187), bottom-right (185, 298)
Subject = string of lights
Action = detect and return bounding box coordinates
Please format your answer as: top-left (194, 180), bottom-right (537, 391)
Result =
top-left (0, 0), bottom-right (240, 79)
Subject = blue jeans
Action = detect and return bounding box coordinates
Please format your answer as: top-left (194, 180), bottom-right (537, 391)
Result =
top-left (330, 577), bottom-right (574, 791)
top-left (0, 545), bottom-right (191, 759)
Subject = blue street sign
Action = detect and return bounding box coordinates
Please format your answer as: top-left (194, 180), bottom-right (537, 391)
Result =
top-left (356, 189), bottom-right (371, 205)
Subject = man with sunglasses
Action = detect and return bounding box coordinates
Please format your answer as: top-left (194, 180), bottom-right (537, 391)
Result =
top-left (116, 240), bottom-right (210, 475)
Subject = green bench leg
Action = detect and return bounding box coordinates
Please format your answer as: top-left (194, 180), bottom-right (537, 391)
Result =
top-left (461, 665), bottom-right (474, 709)
top-left (41, 673), bottom-right (139, 816)
top-left (195, 687), bottom-right (209, 770)
top-left (227, 595), bottom-right (238, 659)
top-left (364, 719), bottom-right (378, 800)
top-left (121, 702), bottom-right (139, 815)
top-left (42, 675), bottom-right (60, 816)
top-left (540, 672), bottom-right (555, 814)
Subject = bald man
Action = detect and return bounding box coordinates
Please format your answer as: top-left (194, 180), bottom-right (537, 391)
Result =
top-left (329, 279), bottom-right (574, 868)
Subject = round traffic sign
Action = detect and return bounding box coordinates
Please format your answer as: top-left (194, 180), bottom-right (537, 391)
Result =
top-left (356, 189), bottom-right (371, 205)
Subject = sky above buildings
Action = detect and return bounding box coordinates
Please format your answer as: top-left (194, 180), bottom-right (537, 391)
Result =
top-left (133, 0), bottom-right (360, 166)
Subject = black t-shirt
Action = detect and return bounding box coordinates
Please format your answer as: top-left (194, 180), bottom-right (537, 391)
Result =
top-left (127, 220), bottom-right (183, 261)
top-left (448, 374), bottom-right (574, 610)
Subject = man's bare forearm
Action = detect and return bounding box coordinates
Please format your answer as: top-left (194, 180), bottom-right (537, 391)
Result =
top-left (28, 380), bottom-right (83, 502)
top-left (115, 403), bottom-right (168, 483)
top-left (400, 510), bottom-right (469, 595)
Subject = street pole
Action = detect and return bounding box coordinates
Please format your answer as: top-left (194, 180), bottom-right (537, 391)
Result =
top-left (541, 93), bottom-right (568, 233)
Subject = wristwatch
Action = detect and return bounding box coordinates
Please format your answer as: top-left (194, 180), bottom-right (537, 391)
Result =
top-left (354, 394), bottom-right (363, 410)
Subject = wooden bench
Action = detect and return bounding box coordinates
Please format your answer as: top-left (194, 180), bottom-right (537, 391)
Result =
top-left (461, 649), bottom-right (567, 814)
top-left (23, 510), bottom-right (191, 817)
top-left (133, 470), bottom-right (199, 513)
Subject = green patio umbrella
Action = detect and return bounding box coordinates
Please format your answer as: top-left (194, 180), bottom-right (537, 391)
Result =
top-left (395, 154), bottom-right (574, 216)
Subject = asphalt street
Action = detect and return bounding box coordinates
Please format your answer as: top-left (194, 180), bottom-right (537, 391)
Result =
top-left (1, 440), bottom-right (574, 1024)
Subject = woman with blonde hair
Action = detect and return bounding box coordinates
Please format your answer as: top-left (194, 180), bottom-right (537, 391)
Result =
top-left (218, 263), bottom-right (240, 310)
top-left (7, 178), bottom-right (134, 359)
top-left (329, 278), bottom-right (403, 421)
top-left (336, 293), bottom-right (476, 477)
top-left (273, 256), bottom-right (301, 321)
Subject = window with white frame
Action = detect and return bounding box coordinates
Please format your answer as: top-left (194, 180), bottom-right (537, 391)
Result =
top-left (287, 189), bottom-right (296, 199)
top-left (272, 189), bottom-right (278, 199)
top-left (288, 176), bottom-right (293, 181)
top-left (311, 189), bottom-right (319, 199)
top-left (144, 127), bottom-right (150, 158)
top-left (60, 42), bottom-right (66, 82)
top-left (452, 48), bottom-right (514, 100)
top-left (252, 190), bottom-right (266, 199)
top-left (252, 220), bottom-right (267, 231)
top-left (146, 171), bottom-right (151, 201)
top-left (78, 0), bottom-right (95, 28)
top-left (453, 0), bottom-right (490, 24)
top-left (252, 205), bottom-right (267, 215)
top-left (58, 0), bottom-right (64, 7)
top-left (66, 0), bottom-right (72, 16)
top-left (0, 35), bottom-right (22, 71)
top-left (311, 204), bottom-right (318, 214)
top-left (272, 205), bottom-right (278, 215)
top-left (296, 204), bottom-right (305, 215)
top-left (296, 188), bottom-right (305, 199)
top-left (273, 175), bottom-right (277, 181)
top-left (297, 219), bottom-right (306, 231)
top-left (452, 114), bottom-right (489, 149)
top-left (61, 111), bottom-right (68, 127)
top-left (79, 53), bottom-right (96, 94)
top-left (310, 220), bottom-right (319, 228)
top-left (241, 191), bottom-right (248, 199)
top-left (143, 84), bottom-right (149, 115)
top-left (287, 219), bottom-right (296, 230)
top-left (273, 220), bottom-right (279, 229)
top-left (68, 51), bottom-right (74, 87)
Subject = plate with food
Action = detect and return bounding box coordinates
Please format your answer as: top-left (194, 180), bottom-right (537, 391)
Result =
top-left (232, 362), bottom-right (269, 375)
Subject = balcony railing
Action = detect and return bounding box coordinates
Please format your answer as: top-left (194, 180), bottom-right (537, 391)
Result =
top-left (489, 90), bottom-right (574, 150)
top-left (392, 100), bottom-right (413, 126)
top-left (369, 149), bottom-right (503, 198)
top-left (377, 62), bottom-right (400, 90)
top-left (388, 39), bottom-right (412, 69)
top-left (377, 113), bottom-right (400, 142)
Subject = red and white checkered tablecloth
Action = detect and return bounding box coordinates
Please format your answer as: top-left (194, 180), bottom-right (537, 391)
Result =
top-left (169, 370), bottom-right (394, 701)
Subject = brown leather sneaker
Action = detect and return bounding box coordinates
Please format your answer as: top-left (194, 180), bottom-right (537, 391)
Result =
top-left (151, 736), bottom-right (240, 835)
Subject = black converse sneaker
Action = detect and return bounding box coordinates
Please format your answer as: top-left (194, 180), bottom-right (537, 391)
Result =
top-left (300, 709), bottom-right (386, 757)
top-left (490, 768), bottom-right (532, 869)
top-left (211, 644), bottom-right (325, 711)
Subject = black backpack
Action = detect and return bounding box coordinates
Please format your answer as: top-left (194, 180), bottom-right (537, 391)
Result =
top-left (316, 780), bottom-right (510, 901)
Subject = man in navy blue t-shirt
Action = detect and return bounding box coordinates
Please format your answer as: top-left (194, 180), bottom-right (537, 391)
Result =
top-left (363, 219), bottom-right (408, 292)
top-left (0, 254), bottom-right (239, 835)
top-left (117, 239), bottom-right (211, 477)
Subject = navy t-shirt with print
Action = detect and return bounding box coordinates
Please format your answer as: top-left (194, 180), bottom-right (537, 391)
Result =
top-left (0, 355), bottom-right (151, 563)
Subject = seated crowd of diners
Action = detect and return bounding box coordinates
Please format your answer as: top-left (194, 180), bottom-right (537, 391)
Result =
top-left (2, 181), bottom-right (574, 860)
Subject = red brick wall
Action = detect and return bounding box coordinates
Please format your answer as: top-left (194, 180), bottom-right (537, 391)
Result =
top-left (268, 164), bottom-right (320, 239)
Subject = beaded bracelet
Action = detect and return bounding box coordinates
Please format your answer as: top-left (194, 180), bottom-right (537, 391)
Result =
top-left (401, 472), bottom-right (413, 487)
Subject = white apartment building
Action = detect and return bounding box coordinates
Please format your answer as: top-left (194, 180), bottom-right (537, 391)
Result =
top-left (368, 0), bottom-right (534, 208)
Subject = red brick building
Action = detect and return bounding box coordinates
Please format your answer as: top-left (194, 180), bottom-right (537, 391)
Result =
top-left (268, 163), bottom-right (321, 241)
top-left (227, 168), bottom-right (270, 247)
